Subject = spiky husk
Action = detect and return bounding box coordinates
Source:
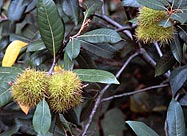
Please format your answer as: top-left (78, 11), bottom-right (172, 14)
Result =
top-left (12, 69), bottom-right (48, 107)
top-left (136, 7), bottom-right (174, 44)
top-left (48, 71), bottom-right (82, 112)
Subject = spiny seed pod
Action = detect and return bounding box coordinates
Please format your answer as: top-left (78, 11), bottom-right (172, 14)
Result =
top-left (48, 71), bottom-right (83, 112)
top-left (12, 69), bottom-right (48, 107)
top-left (136, 7), bottom-right (174, 44)
top-left (138, 7), bottom-right (167, 26)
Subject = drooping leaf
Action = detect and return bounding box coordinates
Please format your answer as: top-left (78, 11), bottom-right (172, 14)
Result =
top-left (77, 28), bottom-right (122, 44)
top-left (170, 13), bottom-right (187, 24)
top-left (165, 99), bottom-right (186, 136)
top-left (170, 66), bottom-right (187, 96)
top-left (33, 99), bottom-right (51, 136)
top-left (136, 0), bottom-right (166, 10)
top-left (155, 52), bottom-right (176, 76)
top-left (64, 52), bottom-right (74, 70)
top-left (2, 40), bottom-right (28, 67)
top-left (73, 69), bottom-right (119, 84)
top-left (80, 40), bottom-right (117, 58)
top-left (0, 125), bottom-right (20, 136)
top-left (102, 108), bottom-right (126, 135)
top-left (37, 0), bottom-right (65, 55)
top-left (8, 0), bottom-right (31, 21)
top-left (26, 40), bottom-right (46, 52)
top-left (120, 0), bottom-right (141, 7)
top-left (178, 26), bottom-right (187, 44)
top-left (65, 38), bottom-right (81, 60)
top-left (0, 67), bottom-right (23, 107)
top-left (169, 34), bottom-right (182, 63)
top-left (126, 121), bottom-right (159, 136)
top-left (62, 0), bottom-right (80, 25)
top-left (63, 109), bottom-right (79, 125)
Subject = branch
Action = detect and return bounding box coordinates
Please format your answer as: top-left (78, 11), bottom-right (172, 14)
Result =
top-left (94, 13), bottom-right (133, 40)
top-left (101, 84), bottom-right (168, 102)
top-left (81, 52), bottom-right (139, 136)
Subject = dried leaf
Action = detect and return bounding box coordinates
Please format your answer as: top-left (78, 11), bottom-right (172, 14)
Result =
top-left (17, 101), bottom-right (30, 115)
top-left (2, 40), bottom-right (28, 67)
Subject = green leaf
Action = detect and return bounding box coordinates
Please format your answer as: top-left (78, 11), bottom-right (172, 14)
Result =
top-left (65, 38), bottom-right (81, 60)
top-left (102, 108), bottom-right (126, 135)
top-left (165, 99), bottom-right (186, 136)
top-left (0, 67), bottom-right (23, 107)
top-left (170, 13), bottom-right (187, 24)
top-left (136, 0), bottom-right (166, 10)
top-left (0, 125), bottom-right (20, 136)
top-left (64, 52), bottom-right (74, 70)
top-left (155, 52), bottom-right (176, 76)
top-left (73, 69), bottom-right (119, 84)
top-left (80, 40), bottom-right (117, 58)
top-left (84, 4), bottom-right (98, 19)
top-left (77, 28), bottom-right (122, 44)
top-left (126, 121), bottom-right (159, 136)
top-left (158, 19), bottom-right (172, 28)
top-left (62, 0), bottom-right (80, 25)
top-left (26, 40), bottom-right (46, 52)
top-left (120, 0), bottom-right (141, 7)
top-left (8, 0), bottom-right (30, 21)
top-left (169, 34), bottom-right (182, 63)
top-left (33, 99), bottom-right (51, 136)
top-left (37, 0), bottom-right (65, 54)
top-left (170, 66), bottom-right (187, 96)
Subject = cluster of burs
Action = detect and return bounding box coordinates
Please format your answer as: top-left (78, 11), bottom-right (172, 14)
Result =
top-left (136, 7), bottom-right (174, 44)
top-left (12, 69), bottom-right (83, 112)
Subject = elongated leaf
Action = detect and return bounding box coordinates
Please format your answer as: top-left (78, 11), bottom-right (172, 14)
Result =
top-left (33, 99), bottom-right (51, 136)
top-left (73, 69), bottom-right (119, 84)
top-left (65, 38), bottom-right (81, 60)
top-left (64, 52), bottom-right (74, 70)
top-left (0, 67), bottom-right (23, 107)
top-left (62, 0), bottom-right (80, 25)
top-left (37, 0), bottom-right (65, 54)
top-left (137, 0), bottom-right (166, 10)
top-left (78, 28), bottom-right (122, 44)
top-left (155, 52), bottom-right (176, 76)
top-left (170, 66), bottom-right (187, 96)
top-left (8, 0), bottom-right (30, 21)
top-left (165, 99), bottom-right (186, 136)
top-left (126, 121), bottom-right (159, 136)
top-left (84, 4), bottom-right (98, 20)
top-left (121, 0), bottom-right (141, 7)
top-left (80, 40), bottom-right (117, 58)
top-left (169, 34), bottom-right (182, 63)
top-left (170, 13), bottom-right (187, 24)
top-left (26, 40), bottom-right (46, 52)
top-left (0, 125), bottom-right (20, 136)
top-left (2, 40), bottom-right (28, 67)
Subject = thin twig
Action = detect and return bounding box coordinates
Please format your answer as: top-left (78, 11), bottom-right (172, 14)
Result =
top-left (81, 52), bottom-right (139, 136)
top-left (101, 84), bottom-right (168, 102)
top-left (154, 42), bottom-right (163, 57)
top-left (94, 13), bottom-right (133, 40)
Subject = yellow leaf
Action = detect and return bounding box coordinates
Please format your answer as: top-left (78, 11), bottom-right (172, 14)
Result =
top-left (17, 101), bottom-right (30, 115)
top-left (2, 40), bottom-right (28, 67)
top-left (54, 65), bottom-right (63, 72)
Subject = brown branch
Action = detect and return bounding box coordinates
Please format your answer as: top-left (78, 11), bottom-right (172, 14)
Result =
top-left (101, 84), bottom-right (168, 102)
top-left (81, 52), bottom-right (139, 136)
